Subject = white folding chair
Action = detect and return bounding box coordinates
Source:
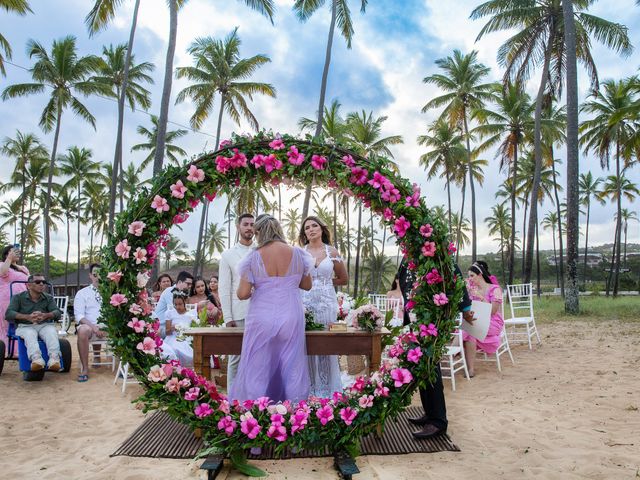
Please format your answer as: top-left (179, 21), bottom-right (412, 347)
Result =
top-left (368, 294), bottom-right (387, 310)
top-left (54, 295), bottom-right (70, 335)
top-left (505, 283), bottom-right (541, 349)
top-left (113, 359), bottom-right (139, 394)
top-left (478, 302), bottom-right (515, 371)
top-left (440, 318), bottom-right (470, 391)
top-left (91, 339), bottom-right (115, 369)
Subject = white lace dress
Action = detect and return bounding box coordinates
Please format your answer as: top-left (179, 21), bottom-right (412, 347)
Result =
top-left (302, 244), bottom-right (343, 398)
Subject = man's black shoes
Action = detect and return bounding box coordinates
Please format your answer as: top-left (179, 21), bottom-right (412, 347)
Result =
top-left (412, 423), bottom-right (446, 440)
top-left (407, 415), bottom-right (430, 426)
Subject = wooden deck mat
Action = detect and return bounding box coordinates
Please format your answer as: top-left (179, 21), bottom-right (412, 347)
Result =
top-left (112, 406), bottom-right (459, 459)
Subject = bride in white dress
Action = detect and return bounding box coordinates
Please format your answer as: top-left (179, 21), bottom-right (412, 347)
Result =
top-left (299, 216), bottom-right (349, 398)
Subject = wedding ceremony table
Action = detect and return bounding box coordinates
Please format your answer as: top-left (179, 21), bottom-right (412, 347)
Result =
top-left (185, 327), bottom-right (391, 380)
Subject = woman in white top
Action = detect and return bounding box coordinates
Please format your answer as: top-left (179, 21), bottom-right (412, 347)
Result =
top-left (298, 216), bottom-right (348, 398)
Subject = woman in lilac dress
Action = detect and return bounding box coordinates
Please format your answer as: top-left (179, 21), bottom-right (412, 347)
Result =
top-left (229, 215), bottom-right (313, 404)
top-left (463, 261), bottom-right (504, 377)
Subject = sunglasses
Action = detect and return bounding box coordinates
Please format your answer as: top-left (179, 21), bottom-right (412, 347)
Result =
top-left (32, 280), bottom-right (47, 285)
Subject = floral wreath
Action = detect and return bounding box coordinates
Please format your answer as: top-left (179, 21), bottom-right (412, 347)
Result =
top-left (100, 131), bottom-right (464, 471)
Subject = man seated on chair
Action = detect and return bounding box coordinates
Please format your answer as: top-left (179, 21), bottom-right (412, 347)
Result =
top-left (75, 263), bottom-right (103, 382)
top-left (5, 273), bottom-right (62, 371)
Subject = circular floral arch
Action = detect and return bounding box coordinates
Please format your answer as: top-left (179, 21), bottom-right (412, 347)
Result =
top-left (100, 131), bottom-right (464, 462)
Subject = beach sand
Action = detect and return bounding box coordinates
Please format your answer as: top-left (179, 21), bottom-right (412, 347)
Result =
top-left (1, 319), bottom-right (638, 479)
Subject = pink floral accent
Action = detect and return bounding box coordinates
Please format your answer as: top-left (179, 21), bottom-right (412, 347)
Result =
top-left (420, 323), bottom-right (439, 337)
top-left (188, 198), bottom-right (200, 209)
top-left (290, 409), bottom-right (309, 434)
top-left (147, 365), bottom-right (167, 382)
top-left (170, 180), bottom-right (188, 199)
top-left (389, 343), bottom-right (404, 358)
top-left (433, 292), bottom-right (449, 306)
top-left (311, 154), bottom-right (327, 170)
top-left (374, 383), bottom-right (390, 397)
top-left (107, 270), bottom-right (123, 283)
top-left (407, 261), bottom-right (417, 271)
top-left (165, 377), bottom-right (180, 393)
top-left (407, 346), bottom-right (423, 363)
top-left (110, 293), bottom-right (128, 307)
top-left (358, 394), bottom-right (374, 409)
top-left (340, 407), bottom-right (358, 425)
top-left (419, 224), bottom-right (433, 237)
top-left (256, 396), bottom-right (271, 411)
top-left (151, 195), bottom-right (169, 213)
top-left (381, 185), bottom-right (401, 203)
top-left (425, 268), bottom-right (443, 285)
top-left (128, 221), bottom-right (146, 237)
top-left (368, 171), bottom-right (389, 191)
top-left (394, 216), bottom-right (410, 238)
top-left (133, 247), bottom-right (147, 265)
top-left (405, 299), bottom-right (416, 311)
top-left (267, 423), bottom-right (287, 442)
top-left (286, 145), bottom-right (305, 165)
top-left (127, 318), bottom-right (146, 333)
top-left (341, 154), bottom-right (355, 167)
top-left (219, 139), bottom-right (232, 148)
top-left (184, 387), bottom-right (201, 401)
top-left (129, 303), bottom-right (143, 315)
top-left (115, 239), bottom-right (131, 259)
top-left (204, 191), bottom-right (216, 202)
top-left (250, 154), bottom-right (265, 167)
top-left (350, 376), bottom-right (366, 393)
top-left (172, 212), bottom-right (189, 225)
top-left (390, 368), bottom-right (413, 387)
top-left (383, 208), bottom-right (394, 220)
top-left (448, 242), bottom-right (457, 254)
top-left (350, 167), bottom-right (368, 185)
top-left (186, 164), bottom-right (205, 183)
top-left (217, 415), bottom-right (237, 435)
top-left (241, 417), bottom-right (262, 439)
top-left (269, 138), bottom-right (285, 150)
top-left (136, 337), bottom-right (156, 355)
top-left (195, 403), bottom-right (214, 418)
top-left (316, 405), bottom-right (334, 426)
top-left (263, 153), bottom-right (283, 173)
top-left (405, 184), bottom-right (421, 206)
top-left (421, 241), bottom-right (436, 257)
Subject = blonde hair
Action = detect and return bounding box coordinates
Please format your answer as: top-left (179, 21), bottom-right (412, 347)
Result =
top-left (254, 215), bottom-right (286, 248)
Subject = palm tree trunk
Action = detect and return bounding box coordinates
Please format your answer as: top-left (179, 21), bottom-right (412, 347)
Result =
top-left (108, 0), bottom-right (140, 232)
top-left (345, 200), bottom-right (351, 294)
top-left (562, 0), bottom-right (580, 314)
top-left (332, 192), bottom-right (337, 248)
top-left (43, 108), bottom-right (62, 278)
top-left (605, 221), bottom-right (618, 296)
top-left (152, 0), bottom-right (178, 176)
top-left (353, 204), bottom-right (362, 298)
top-left (445, 170), bottom-right (452, 233)
top-left (64, 215), bottom-right (70, 297)
top-left (462, 114), bottom-right (477, 262)
top-left (521, 195), bottom-right (529, 278)
top-left (77, 184), bottom-right (81, 289)
top-left (508, 145), bottom-right (518, 286)
top-left (583, 198), bottom-right (590, 282)
top-left (455, 174), bottom-right (466, 264)
top-left (302, 0), bottom-right (337, 220)
top-left (525, 33), bottom-right (555, 283)
top-left (551, 158), bottom-right (565, 296)
top-left (500, 234), bottom-right (506, 283)
top-left (552, 224), bottom-right (558, 288)
top-left (535, 221), bottom-right (541, 298)
top-left (612, 146), bottom-right (622, 297)
top-left (623, 220), bottom-right (628, 269)
top-left (19, 175), bottom-right (26, 253)
top-left (278, 185), bottom-right (282, 223)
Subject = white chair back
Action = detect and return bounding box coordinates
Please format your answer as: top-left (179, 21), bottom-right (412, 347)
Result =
top-left (54, 295), bottom-right (70, 334)
top-left (507, 283), bottom-right (534, 320)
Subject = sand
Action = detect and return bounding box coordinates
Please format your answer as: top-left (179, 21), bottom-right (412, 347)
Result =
top-left (1, 319), bottom-right (638, 479)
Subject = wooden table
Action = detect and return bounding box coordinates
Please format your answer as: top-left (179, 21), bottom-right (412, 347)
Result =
top-left (186, 327), bottom-right (390, 380)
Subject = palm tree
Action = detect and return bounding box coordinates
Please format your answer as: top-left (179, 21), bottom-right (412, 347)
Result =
top-left (283, 208), bottom-right (301, 244)
top-left (422, 50), bottom-right (494, 262)
top-left (56, 189), bottom-right (78, 295)
top-left (542, 211), bottom-right (560, 288)
top-left (449, 212), bottom-right (471, 251)
top-left (160, 236), bottom-right (189, 271)
top-left (0, 198), bottom-right (20, 243)
top-left (58, 146), bottom-right (100, 288)
top-left (1, 36), bottom-right (109, 276)
top-left (618, 208), bottom-right (638, 269)
top-left (474, 82), bottom-right (534, 284)
top-left (294, 0), bottom-right (368, 219)
top-left (0, 0), bottom-right (32, 76)
top-left (361, 253), bottom-right (395, 295)
top-left (578, 171), bottom-right (604, 280)
top-left (94, 42), bottom-right (154, 222)
top-left (132, 115), bottom-right (188, 169)
top-left (1, 130), bottom-right (48, 249)
top-left (83, 175), bottom-right (109, 257)
top-left (204, 222), bottom-right (227, 261)
top-left (472, 0), bottom-right (632, 285)
top-left (580, 78), bottom-right (639, 297)
top-left (485, 203), bottom-right (511, 283)
top-left (417, 119), bottom-right (467, 232)
top-left (176, 28), bottom-right (275, 276)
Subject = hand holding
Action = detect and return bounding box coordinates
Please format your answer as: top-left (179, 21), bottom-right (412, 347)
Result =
top-left (462, 310), bottom-right (476, 325)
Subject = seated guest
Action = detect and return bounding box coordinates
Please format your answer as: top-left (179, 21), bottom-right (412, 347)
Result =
top-left (5, 273), bottom-right (62, 371)
top-left (163, 291), bottom-right (195, 366)
top-left (208, 275), bottom-right (221, 309)
top-left (188, 276), bottom-right (221, 325)
top-left (151, 273), bottom-right (173, 303)
top-left (386, 275), bottom-right (404, 326)
top-left (152, 271), bottom-right (193, 336)
top-left (74, 263), bottom-right (103, 382)
top-left (463, 261), bottom-right (504, 377)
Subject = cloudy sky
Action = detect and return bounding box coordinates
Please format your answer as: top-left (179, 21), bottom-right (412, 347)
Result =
top-left (1, 0), bottom-right (639, 261)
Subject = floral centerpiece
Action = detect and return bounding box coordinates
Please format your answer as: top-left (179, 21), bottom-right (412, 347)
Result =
top-left (304, 308), bottom-right (325, 331)
top-left (336, 292), bottom-right (353, 321)
top-left (348, 304), bottom-right (384, 332)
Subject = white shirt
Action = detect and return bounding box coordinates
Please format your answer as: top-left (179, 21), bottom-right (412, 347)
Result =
top-left (74, 285), bottom-right (101, 325)
top-left (153, 285), bottom-right (177, 322)
top-left (218, 242), bottom-right (253, 322)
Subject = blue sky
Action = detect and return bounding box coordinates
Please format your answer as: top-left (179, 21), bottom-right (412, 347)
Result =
top-left (1, 0), bottom-right (639, 261)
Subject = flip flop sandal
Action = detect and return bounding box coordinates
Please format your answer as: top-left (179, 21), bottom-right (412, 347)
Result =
top-left (77, 374), bottom-right (89, 382)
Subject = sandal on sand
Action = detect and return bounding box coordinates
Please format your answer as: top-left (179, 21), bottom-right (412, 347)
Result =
top-left (77, 374), bottom-right (89, 382)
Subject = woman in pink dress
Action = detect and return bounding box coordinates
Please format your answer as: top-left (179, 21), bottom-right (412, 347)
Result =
top-left (463, 261), bottom-right (504, 377)
top-left (0, 245), bottom-right (30, 348)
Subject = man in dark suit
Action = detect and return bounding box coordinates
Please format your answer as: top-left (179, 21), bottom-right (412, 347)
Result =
top-left (397, 261), bottom-right (473, 439)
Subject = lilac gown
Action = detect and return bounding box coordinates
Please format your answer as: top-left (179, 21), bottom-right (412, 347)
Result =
top-left (229, 246), bottom-right (313, 404)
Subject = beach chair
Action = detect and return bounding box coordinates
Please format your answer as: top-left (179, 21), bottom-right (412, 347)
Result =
top-left (505, 283), bottom-right (541, 349)
top-left (440, 317), bottom-right (470, 391)
top-left (113, 359), bottom-right (139, 394)
top-left (478, 302), bottom-right (515, 372)
top-left (54, 295), bottom-right (70, 335)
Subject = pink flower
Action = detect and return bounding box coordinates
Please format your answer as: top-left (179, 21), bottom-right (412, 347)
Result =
top-left (358, 394), bottom-right (374, 409)
top-left (204, 191), bottom-right (216, 202)
top-left (107, 270), bottom-right (123, 283)
top-left (374, 383), bottom-right (390, 397)
top-left (219, 139), bottom-right (232, 148)
top-left (165, 377), bottom-right (180, 393)
top-left (129, 303), bottom-right (143, 315)
top-left (394, 216), bottom-right (410, 238)
top-left (215, 155), bottom-right (230, 174)
top-left (172, 212), bottom-right (189, 225)
top-left (136, 337), bottom-right (156, 355)
top-left (151, 195), bottom-right (169, 213)
top-left (179, 378), bottom-right (191, 389)
top-left (405, 299), bottom-right (416, 311)
top-left (311, 154), bottom-right (327, 170)
top-left (421, 241), bottom-right (436, 257)
top-left (420, 323), bottom-right (439, 337)
top-left (389, 343), bottom-right (404, 358)
top-left (350, 376), bottom-right (366, 393)
top-left (290, 409), bottom-right (309, 434)
top-left (350, 167), bottom-right (368, 185)
top-left (188, 198), bottom-right (200, 209)
top-left (263, 153), bottom-right (283, 173)
top-left (115, 239), bottom-right (131, 259)
top-left (383, 208), bottom-right (394, 221)
top-left (316, 405), bottom-right (334, 426)
top-left (368, 171), bottom-right (388, 191)
top-left (256, 396), bottom-right (271, 411)
top-left (217, 415), bottom-right (237, 435)
top-left (407, 261), bottom-right (417, 271)
top-left (267, 423), bottom-right (287, 442)
top-left (250, 153), bottom-right (265, 168)
top-left (390, 368), bottom-right (413, 387)
top-left (241, 417), bottom-right (262, 439)
top-left (433, 292), bottom-right (449, 306)
top-left (184, 387), bottom-right (201, 401)
top-left (341, 154), bottom-right (355, 167)
top-left (269, 138), bottom-right (285, 150)
top-left (133, 247), bottom-right (147, 264)
top-left (147, 365), bottom-right (167, 382)
top-left (195, 403), bottom-right (214, 418)
top-left (448, 242), bottom-right (457, 254)
top-left (381, 186), bottom-right (401, 203)
top-left (339, 407), bottom-right (358, 426)
top-left (170, 180), bottom-right (187, 199)
top-left (128, 221), bottom-right (146, 237)
top-left (109, 293), bottom-right (127, 307)
top-left (420, 224), bottom-right (433, 237)
top-left (127, 318), bottom-right (146, 333)
top-left (425, 268), bottom-right (443, 285)
top-left (407, 346), bottom-right (423, 363)
top-left (186, 164), bottom-right (205, 183)
top-left (286, 145), bottom-right (304, 165)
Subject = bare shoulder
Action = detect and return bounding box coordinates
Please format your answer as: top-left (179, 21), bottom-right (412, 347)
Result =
top-left (327, 245), bottom-right (341, 258)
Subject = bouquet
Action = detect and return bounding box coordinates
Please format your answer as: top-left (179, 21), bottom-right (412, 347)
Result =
top-left (348, 304), bottom-right (384, 332)
top-left (304, 308), bottom-right (325, 331)
top-left (336, 292), bottom-right (353, 321)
